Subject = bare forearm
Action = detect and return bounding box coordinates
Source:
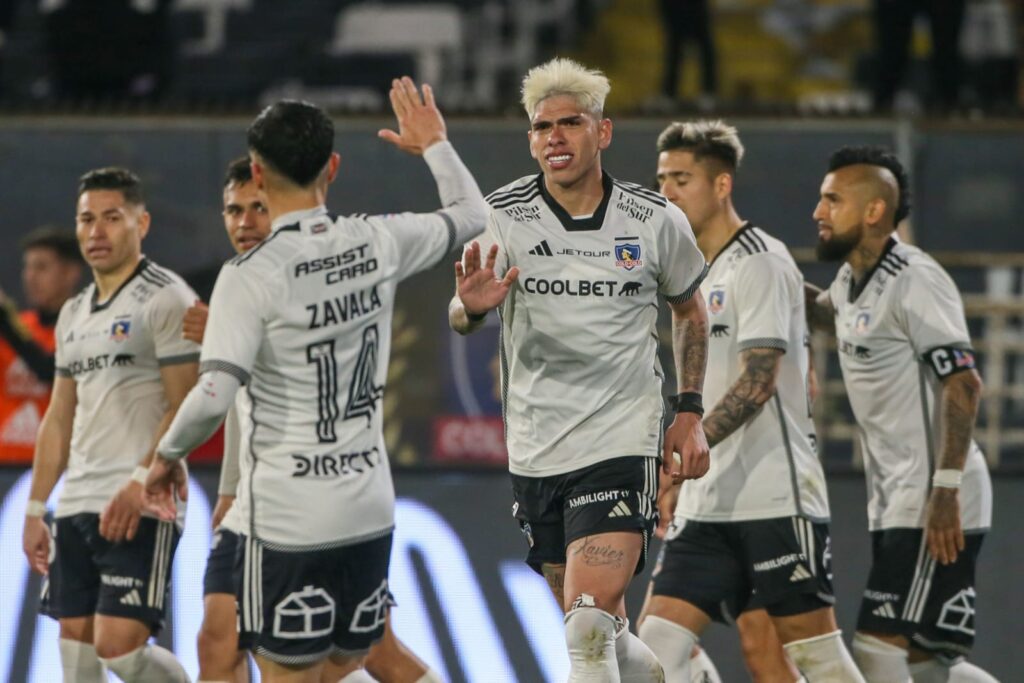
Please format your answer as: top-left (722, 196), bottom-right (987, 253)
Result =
top-left (448, 296), bottom-right (486, 336)
top-left (804, 282), bottom-right (835, 334)
top-left (703, 349), bottom-right (781, 448)
top-left (671, 301), bottom-right (708, 394)
top-left (936, 371), bottom-right (981, 472)
top-left (28, 413), bottom-right (72, 503)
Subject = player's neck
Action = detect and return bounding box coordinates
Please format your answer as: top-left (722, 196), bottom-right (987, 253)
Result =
top-left (846, 233), bottom-right (892, 282)
top-left (543, 167), bottom-right (605, 217)
top-left (696, 205), bottom-right (745, 263)
top-left (92, 255), bottom-right (142, 304)
top-left (266, 189), bottom-right (326, 225)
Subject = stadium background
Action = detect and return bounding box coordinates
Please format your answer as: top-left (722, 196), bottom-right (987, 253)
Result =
top-left (0, 0), bottom-right (1022, 681)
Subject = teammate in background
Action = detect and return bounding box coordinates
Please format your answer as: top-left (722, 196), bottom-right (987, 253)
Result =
top-left (21, 168), bottom-right (197, 683)
top-left (449, 58), bottom-right (710, 682)
top-left (1, 228), bottom-right (82, 462)
top-left (807, 147), bottom-right (996, 683)
top-left (145, 80), bottom-right (487, 683)
top-left (635, 120), bottom-right (862, 682)
top-left (189, 157), bottom-right (443, 683)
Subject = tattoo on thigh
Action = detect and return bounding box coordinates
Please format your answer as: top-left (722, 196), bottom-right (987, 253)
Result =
top-left (571, 537), bottom-right (626, 568)
top-left (542, 564), bottom-right (566, 602)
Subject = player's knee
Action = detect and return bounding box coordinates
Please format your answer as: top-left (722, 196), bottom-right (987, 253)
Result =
top-left (783, 630), bottom-right (863, 682)
top-left (197, 622), bottom-right (237, 670)
top-left (93, 636), bottom-right (137, 661)
top-left (909, 658), bottom-right (999, 683)
top-left (363, 640), bottom-right (396, 680)
top-left (564, 603), bottom-right (617, 659)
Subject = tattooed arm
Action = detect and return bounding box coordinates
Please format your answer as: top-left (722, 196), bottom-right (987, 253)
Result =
top-left (703, 348), bottom-right (784, 448)
top-left (662, 295), bottom-right (711, 481)
top-left (926, 368), bottom-right (983, 565)
top-left (804, 282), bottom-right (835, 335)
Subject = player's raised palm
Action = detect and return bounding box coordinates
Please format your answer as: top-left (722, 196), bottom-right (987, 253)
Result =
top-left (378, 76), bottom-right (447, 155)
top-left (456, 241), bottom-right (520, 317)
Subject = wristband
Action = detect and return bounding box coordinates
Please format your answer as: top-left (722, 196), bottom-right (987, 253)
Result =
top-left (669, 392), bottom-right (704, 416)
top-left (932, 469), bottom-right (963, 489)
top-left (131, 466), bottom-right (149, 485)
top-left (25, 500), bottom-right (47, 518)
top-left (466, 309), bottom-right (487, 323)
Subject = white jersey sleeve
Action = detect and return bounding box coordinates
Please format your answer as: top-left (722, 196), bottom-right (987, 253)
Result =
top-left (733, 253), bottom-right (798, 352)
top-left (369, 141), bottom-right (487, 279)
top-left (657, 203), bottom-right (707, 302)
top-left (53, 297), bottom-right (75, 377)
top-left (460, 212), bottom-right (508, 277)
top-left (219, 403), bottom-right (241, 496)
top-left (200, 260), bottom-right (274, 381)
top-left (146, 283), bottom-right (201, 365)
top-left (893, 260), bottom-right (972, 357)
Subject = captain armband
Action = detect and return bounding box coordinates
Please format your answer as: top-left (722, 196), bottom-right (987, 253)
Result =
top-left (923, 346), bottom-right (976, 379)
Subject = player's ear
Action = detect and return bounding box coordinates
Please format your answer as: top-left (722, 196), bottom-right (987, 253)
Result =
top-left (249, 156), bottom-right (265, 191)
top-left (598, 117), bottom-right (613, 151)
top-left (863, 197), bottom-right (885, 227)
top-left (326, 153), bottom-right (341, 183)
top-left (137, 210), bottom-right (151, 240)
top-left (715, 172), bottom-right (733, 200)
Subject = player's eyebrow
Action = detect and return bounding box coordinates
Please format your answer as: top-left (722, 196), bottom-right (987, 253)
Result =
top-left (657, 170), bottom-right (691, 181)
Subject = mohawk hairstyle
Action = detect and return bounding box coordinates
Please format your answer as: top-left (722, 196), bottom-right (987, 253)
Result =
top-left (521, 58), bottom-right (610, 119)
top-left (828, 145), bottom-right (911, 223)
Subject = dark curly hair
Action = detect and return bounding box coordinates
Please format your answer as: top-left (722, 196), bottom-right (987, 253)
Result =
top-left (827, 146), bottom-right (911, 223)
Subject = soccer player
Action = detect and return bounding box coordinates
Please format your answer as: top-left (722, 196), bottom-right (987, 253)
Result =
top-left (21, 168), bottom-right (198, 683)
top-left (807, 146), bottom-right (996, 683)
top-left (636, 120), bottom-right (864, 683)
top-left (449, 58), bottom-right (710, 681)
top-left (1, 228), bottom-right (82, 463)
top-left (145, 79), bottom-right (487, 683)
top-left (191, 157), bottom-right (443, 683)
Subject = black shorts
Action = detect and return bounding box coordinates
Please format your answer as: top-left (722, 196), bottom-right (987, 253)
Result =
top-left (510, 456), bottom-right (659, 575)
top-left (652, 516), bottom-right (835, 623)
top-left (236, 532), bottom-right (393, 666)
top-left (204, 527), bottom-right (241, 596)
top-left (40, 513), bottom-right (179, 634)
top-left (857, 528), bottom-right (984, 660)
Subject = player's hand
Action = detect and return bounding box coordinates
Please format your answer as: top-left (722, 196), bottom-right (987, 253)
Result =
top-left (378, 76), bottom-right (447, 155)
top-left (925, 487), bottom-right (964, 565)
top-left (99, 480), bottom-right (145, 543)
top-left (144, 457), bottom-right (189, 522)
top-left (211, 494), bottom-right (235, 529)
top-left (455, 241), bottom-right (520, 317)
top-left (655, 470), bottom-right (680, 539)
top-left (22, 515), bottom-right (51, 575)
top-left (663, 412), bottom-right (710, 482)
top-left (182, 300), bottom-right (208, 344)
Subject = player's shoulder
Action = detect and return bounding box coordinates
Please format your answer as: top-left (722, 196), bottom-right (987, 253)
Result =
top-left (609, 176), bottom-right (668, 210)
top-left (889, 240), bottom-right (957, 292)
top-left (736, 226), bottom-right (797, 267)
top-left (60, 285), bottom-right (93, 320)
top-left (139, 259), bottom-right (190, 291)
top-left (139, 260), bottom-right (197, 308)
top-left (486, 175), bottom-right (542, 210)
top-left (226, 224), bottom-right (303, 271)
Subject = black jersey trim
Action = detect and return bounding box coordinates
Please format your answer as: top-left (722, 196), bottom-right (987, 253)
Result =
top-left (55, 367), bottom-right (72, 378)
top-left (664, 262), bottom-right (709, 304)
top-left (431, 211), bottom-right (458, 269)
top-left (848, 237), bottom-right (898, 303)
top-left (229, 224), bottom-right (300, 266)
top-left (738, 338), bottom-right (788, 352)
top-left (158, 352), bottom-right (200, 367)
top-left (200, 359), bottom-right (251, 385)
top-left (746, 226), bottom-right (768, 252)
top-left (708, 222), bottom-right (754, 265)
top-left (90, 258), bottom-right (149, 313)
top-left (774, 394), bottom-right (804, 516)
top-left (486, 179), bottom-right (541, 204)
top-left (538, 172), bottom-right (614, 232)
top-left (612, 180), bottom-right (667, 207)
top-left (736, 231), bottom-right (767, 256)
top-left (490, 187), bottom-right (541, 210)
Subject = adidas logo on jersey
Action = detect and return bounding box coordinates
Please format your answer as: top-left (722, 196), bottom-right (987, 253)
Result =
top-left (120, 589), bottom-right (143, 607)
top-left (789, 565), bottom-right (812, 582)
top-left (872, 602), bottom-right (897, 619)
top-left (528, 240), bottom-right (554, 256)
top-left (607, 501), bottom-right (632, 518)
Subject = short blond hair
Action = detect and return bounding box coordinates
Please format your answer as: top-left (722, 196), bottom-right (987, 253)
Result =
top-left (656, 120), bottom-right (745, 171)
top-left (521, 58), bottom-right (611, 119)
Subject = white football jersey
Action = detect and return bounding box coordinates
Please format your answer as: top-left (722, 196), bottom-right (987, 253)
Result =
top-left (827, 238), bottom-right (992, 531)
top-left (676, 224), bottom-right (829, 522)
top-left (54, 259), bottom-right (198, 522)
top-left (476, 173), bottom-right (707, 477)
top-left (201, 204), bottom-right (459, 548)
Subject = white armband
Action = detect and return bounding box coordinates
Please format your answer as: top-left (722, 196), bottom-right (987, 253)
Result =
top-left (932, 469), bottom-right (963, 489)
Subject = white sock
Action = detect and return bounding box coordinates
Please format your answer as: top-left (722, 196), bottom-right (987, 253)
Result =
top-left (638, 615), bottom-right (699, 682)
top-left (59, 639), bottom-right (107, 683)
top-left (614, 619), bottom-right (664, 682)
top-left (414, 671), bottom-right (445, 683)
top-left (783, 630), bottom-right (866, 683)
top-left (338, 669), bottom-right (376, 682)
top-left (852, 632), bottom-right (912, 682)
top-left (689, 647), bottom-right (722, 683)
top-left (909, 659), bottom-right (1000, 683)
top-left (101, 643), bottom-right (190, 682)
top-left (565, 606), bottom-right (620, 681)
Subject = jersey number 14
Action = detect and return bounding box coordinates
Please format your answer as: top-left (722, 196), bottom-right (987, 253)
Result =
top-left (306, 325), bottom-right (384, 442)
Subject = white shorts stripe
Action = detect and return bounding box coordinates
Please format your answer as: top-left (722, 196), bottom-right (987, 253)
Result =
top-left (804, 519), bottom-right (817, 576)
top-left (902, 536), bottom-right (933, 622)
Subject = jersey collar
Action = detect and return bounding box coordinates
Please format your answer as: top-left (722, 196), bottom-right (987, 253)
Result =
top-left (537, 171), bottom-right (613, 232)
top-left (709, 221), bottom-right (754, 266)
top-left (847, 236), bottom-right (898, 303)
top-left (90, 257), bottom-right (149, 313)
top-left (271, 205), bottom-right (328, 233)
